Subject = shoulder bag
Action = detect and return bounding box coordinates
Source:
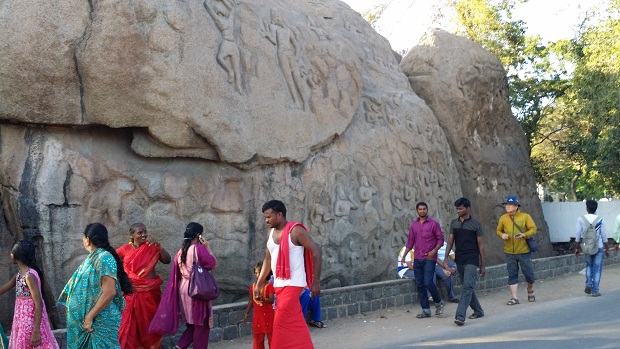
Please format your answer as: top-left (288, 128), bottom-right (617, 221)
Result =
top-left (188, 245), bottom-right (220, 301)
top-left (510, 215), bottom-right (538, 253)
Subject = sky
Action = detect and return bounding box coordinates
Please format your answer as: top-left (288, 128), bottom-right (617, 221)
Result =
top-left (341, 0), bottom-right (606, 52)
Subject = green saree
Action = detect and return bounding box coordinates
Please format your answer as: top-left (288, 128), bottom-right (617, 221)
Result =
top-left (58, 248), bottom-right (125, 349)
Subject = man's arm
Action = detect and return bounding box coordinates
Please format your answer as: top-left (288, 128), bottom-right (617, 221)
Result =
top-left (496, 216), bottom-right (508, 240)
top-left (427, 222), bottom-right (444, 259)
top-left (401, 225), bottom-right (415, 264)
top-left (444, 233), bottom-right (455, 265)
top-left (436, 258), bottom-right (455, 275)
top-left (524, 213), bottom-right (537, 237)
top-left (254, 248), bottom-right (272, 297)
top-left (600, 219), bottom-right (610, 257)
top-left (614, 215), bottom-right (620, 250)
top-left (574, 217), bottom-right (584, 256)
top-left (476, 234), bottom-right (485, 277)
top-left (292, 226), bottom-right (322, 297)
top-left (400, 247), bottom-right (412, 265)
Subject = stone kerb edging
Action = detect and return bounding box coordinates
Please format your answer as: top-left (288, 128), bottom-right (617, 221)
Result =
top-left (49, 252), bottom-right (620, 348)
top-left (202, 252), bottom-right (620, 344)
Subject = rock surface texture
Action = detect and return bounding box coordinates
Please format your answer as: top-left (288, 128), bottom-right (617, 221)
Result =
top-left (401, 29), bottom-right (552, 263)
top-left (0, 1), bottom-right (550, 326)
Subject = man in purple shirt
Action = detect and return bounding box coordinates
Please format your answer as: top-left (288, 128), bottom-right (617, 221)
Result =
top-left (400, 202), bottom-right (445, 318)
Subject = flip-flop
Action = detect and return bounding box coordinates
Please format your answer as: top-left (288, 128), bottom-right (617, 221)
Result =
top-left (506, 298), bottom-right (519, 305)
top-left (308, 320), bottom-right (327, 328)
top-left (527, 290), bottom-right (535, 302)
top-left (468, 313), bottom-right (484, 319)
top-left (435, 306), bottom-right (444, 316)
top-left (416, 312), bottom-right (431, 318)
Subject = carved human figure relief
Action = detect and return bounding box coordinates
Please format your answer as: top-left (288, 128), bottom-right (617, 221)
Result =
top-left (204, 0), bottom-right (243, 93)
top-left (338, 59), bottom-right (362, 117)
top-left (357, 173), bottom-right (380, 235)
top-left (358, 174), bottom-right (377, 205)
top-left (306, 15), bottom-right (329, 41)
top-left (390, 177), bottom-right (403, 210)
top-left (263, 8), bottom-right (308, 111)
top-left (382, 96), bottom-right (400, 127)
top-left (332, 183), bottom-right (358, 245)
top-left (334, 183), bottom-right (358, 218)
top-left (363, 96), bottom-right (382, 124)
top-left (404, 172), bottom-right (417, 201)
top-left (309, 189), bottom-right (333, 237)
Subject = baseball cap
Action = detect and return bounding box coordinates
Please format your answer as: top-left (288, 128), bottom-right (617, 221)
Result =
top-left (502, 195), bottom-right (520, 206)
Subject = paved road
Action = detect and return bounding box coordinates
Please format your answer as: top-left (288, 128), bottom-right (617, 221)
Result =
top-left (211, 264), bottom-right (620, 349)
top-left (375, 287), bottom-right (620, 349)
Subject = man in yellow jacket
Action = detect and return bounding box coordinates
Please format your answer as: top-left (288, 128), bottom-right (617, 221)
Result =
top-left (496, 195), bottom-right (537, 305)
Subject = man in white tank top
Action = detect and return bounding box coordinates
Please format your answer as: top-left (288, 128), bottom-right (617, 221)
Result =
top-left (255, 200), bottom-right (322, 349)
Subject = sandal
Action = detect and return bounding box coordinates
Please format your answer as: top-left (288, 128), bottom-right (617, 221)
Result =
top-left (528, 290), bottom-right (535, 302)
top-left (308, 320), bottom-right (326, 328)
top-left (468, 313), bottom-right (484, 319)
top-left (435, 306), bottom-right (444, 316)
top-left (416, 312), bottom-right (431, 318)
top-left (506, 298), bottom-right (519, 305)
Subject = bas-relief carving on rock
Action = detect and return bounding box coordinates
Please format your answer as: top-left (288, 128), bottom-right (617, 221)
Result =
top-left (0, 1), bottom-right (546, 327)
top-left (401, 29), bottom-right (553, 264)
top-left (1, 0), bottom-right (364, 166)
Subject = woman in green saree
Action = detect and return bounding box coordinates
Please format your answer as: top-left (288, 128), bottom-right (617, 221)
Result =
top-left (58, 223), bottom-right (133, 349)
top-left (0, 323), bottom-right (8, 349)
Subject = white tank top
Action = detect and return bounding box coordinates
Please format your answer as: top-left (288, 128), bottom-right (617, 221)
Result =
top-left (267, 227), bottom-right (306, 287)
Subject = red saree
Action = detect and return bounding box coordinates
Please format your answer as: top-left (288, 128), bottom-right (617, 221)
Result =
top-left (117, 243), bottom-right (164, 349)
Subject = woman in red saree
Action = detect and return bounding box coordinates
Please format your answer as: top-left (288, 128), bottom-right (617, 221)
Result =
top-left (117, 223), bottom-right (171, 349)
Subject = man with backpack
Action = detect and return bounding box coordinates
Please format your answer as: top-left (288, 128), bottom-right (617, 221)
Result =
top-left (575, 200), bottom-right (610, 297)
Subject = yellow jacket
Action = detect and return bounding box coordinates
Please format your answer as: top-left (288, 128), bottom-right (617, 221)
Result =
top-left (496, 210), bottom-right (537, 254)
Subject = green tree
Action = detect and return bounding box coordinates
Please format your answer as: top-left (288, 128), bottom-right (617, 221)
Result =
top-left (451, 0), bottom-right (569, 149)
top-left (558, 1), bottom-right (620, 195)
top-left (451, 0), bottom-right (618, 199)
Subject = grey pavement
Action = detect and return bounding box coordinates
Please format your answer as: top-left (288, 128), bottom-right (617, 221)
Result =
top-left (210, 264), bottom-right (620, 349)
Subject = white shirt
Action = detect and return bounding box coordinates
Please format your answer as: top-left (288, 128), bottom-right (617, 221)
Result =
top-left (267, 228), bottom-right (306, 287)
top-left (397, 246), bottom-right (414, 278)
top-left (575, 214), bottom-right (608, 248)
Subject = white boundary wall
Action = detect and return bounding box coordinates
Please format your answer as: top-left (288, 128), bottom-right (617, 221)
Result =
top-left (542, 201), bottom-right (620, 242)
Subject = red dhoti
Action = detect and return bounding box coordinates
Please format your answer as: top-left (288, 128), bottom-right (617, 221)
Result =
top-left (271, 286), bottom-right (314, 349)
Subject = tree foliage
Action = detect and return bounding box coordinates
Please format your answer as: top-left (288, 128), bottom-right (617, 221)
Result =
top-left (362, 2), bottom-right (391, 27)
top-left (450, 0), bottom-right (619, 200)
top-left (553, 1), bottom-right (620, 197)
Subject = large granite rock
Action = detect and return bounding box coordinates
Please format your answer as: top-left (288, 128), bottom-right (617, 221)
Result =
top-left (0, 1), bottom-right (549, 327)
top-left (0, 0), bottom-right (368, 166)
top-left (401, 29), bottom-right (553, 262)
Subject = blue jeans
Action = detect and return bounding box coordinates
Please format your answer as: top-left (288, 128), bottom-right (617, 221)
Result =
top-left (585, 247), bottom-right (604, 294)
top-left (434, 263), bottom-right (456, 300)
top-left (414, 259), bottom-right (443, 312)
top-left (505, 252), bottom-right (535, 285)
top-left (300, 289), bottom-right (322, 322)
top-left (455, 264), bottom-right (483, 322)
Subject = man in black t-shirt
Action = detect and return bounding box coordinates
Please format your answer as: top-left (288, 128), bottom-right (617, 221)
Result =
top-left (444, 197), bottom-right (486, 326)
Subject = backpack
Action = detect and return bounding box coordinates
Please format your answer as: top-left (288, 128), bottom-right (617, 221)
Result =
top-left (580, 215), bottom-right (602, 255)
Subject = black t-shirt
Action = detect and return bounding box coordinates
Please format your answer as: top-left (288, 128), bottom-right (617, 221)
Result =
top-left (449, 216), bottom-right (483, 266)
